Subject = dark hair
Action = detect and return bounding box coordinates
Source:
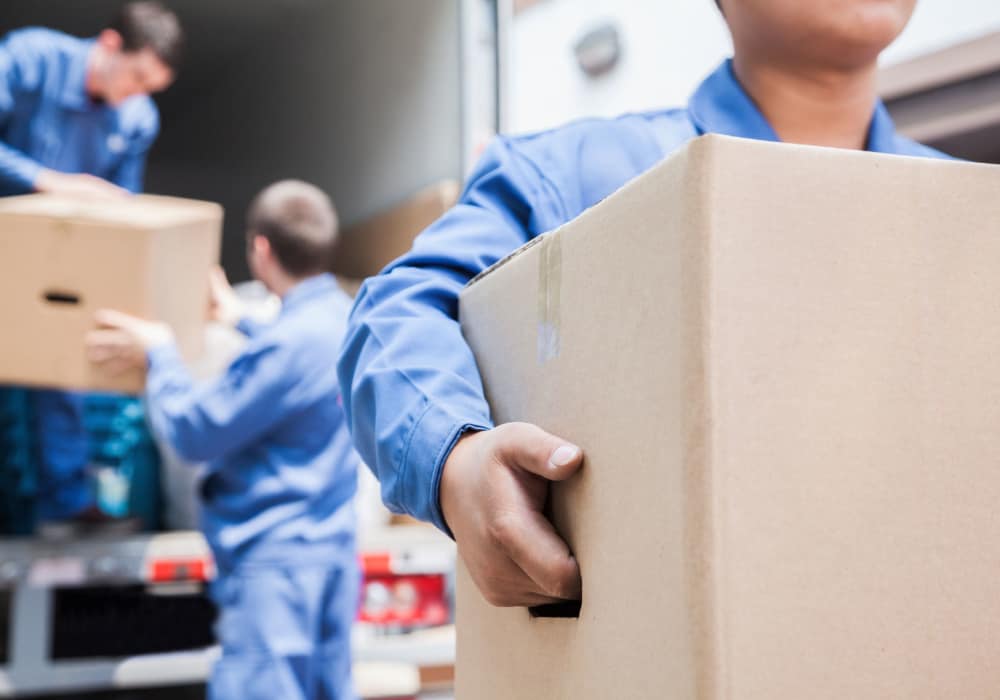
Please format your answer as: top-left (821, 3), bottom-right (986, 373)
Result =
top-left (108, 2), bottom-right (184, 72)
top-left (247, 180), bottom-right (339, 277)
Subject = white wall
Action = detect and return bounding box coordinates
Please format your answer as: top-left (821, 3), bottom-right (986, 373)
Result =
top-left (510, 0), bottom-right (1000, 134)
top-left (509, 0), bottom-right (729, 133)
top-left (884, 0), bottom-right (1000, 63)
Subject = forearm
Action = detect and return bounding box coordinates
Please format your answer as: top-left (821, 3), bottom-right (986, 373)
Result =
top-left (144, 343), bottom-right (203, 459)
top-left (338, 137), bottom-right (557, 530)
top-left (340, 268), bottom-right (494, 530)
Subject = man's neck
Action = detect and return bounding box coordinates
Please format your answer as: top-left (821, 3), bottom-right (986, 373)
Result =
top-left (85, 45), bottom-right (105, 100)
top-left (732, 55), bottom-right (878, 150)
top-left (273, 274), bottom-right (312, 300)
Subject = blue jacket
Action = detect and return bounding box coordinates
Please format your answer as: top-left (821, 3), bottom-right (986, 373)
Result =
top-left (0, 27), bottom-right (159, 195)
top-left (337, 59), bottom-right (950, 534)
top-left (146, 274), bottom-right (360, 572)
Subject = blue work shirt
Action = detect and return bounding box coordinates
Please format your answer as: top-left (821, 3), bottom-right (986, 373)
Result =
top-left (146, 274), bottom-right (360, 572)
top-left (337, 59), bottom-right (951, 534)
top-left (0, 27), bottom-right (159, 195)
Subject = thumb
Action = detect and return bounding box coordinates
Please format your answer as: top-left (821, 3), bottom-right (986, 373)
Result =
top-left (493, 422), bottom-right (583, 481)
top-left (208, 265), bottom-right (228, 291)
top-left (94, 308), bottom-right (136, 330)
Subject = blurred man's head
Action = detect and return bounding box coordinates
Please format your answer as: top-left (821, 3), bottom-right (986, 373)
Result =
top-left (89, 2), bottom-right (183, 105)
top-left (246, 180), bottom-right (339, 294)
top-left (718, 0), bottom-right (916, 71)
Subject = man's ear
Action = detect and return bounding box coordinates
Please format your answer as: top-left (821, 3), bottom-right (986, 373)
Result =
top-left (252, 234), bottom-right (271, 259)
top-left (97, 28), bottom-right (124, 53)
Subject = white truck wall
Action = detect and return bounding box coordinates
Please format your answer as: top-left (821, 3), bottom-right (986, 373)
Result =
top-left (508, 0), bottom-right (1000, 134)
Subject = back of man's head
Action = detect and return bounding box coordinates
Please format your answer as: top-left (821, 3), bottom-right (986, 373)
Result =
top-left (109, 2), bottom-right (183, 72)
top-left (247, 180), bottom-right (339, 279)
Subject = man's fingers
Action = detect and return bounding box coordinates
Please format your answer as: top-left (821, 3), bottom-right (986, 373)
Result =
top-left (85, 328), bottom-right (126, 350)
top-left (464, 548), bottom-right (568, 608)
top-left (209, 265), bottom-right (229, 289)
top-left (490, 507), bottom-right (582, 601)
top-left (81, 175), bottom-right (128, 199)
top-left (102, 356), bottom-right (136, 376)
top-left (494, 422), bottom-right (583, 481)
top-left (85, 330), bottom-right (131, 360)
top-left (94, 308), bottom-right (139, 331)
top-left (207, 267), bottom-right (223, 298)
top-left (487, 422), bottom-right (585, 599)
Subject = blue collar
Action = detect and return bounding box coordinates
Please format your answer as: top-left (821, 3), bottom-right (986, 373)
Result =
top-left (280, 273), bottom-right (339, 315)
top-left (59, 37), bottom-right (98, 111)
top-left (688, 59), bottom-right (899, 153)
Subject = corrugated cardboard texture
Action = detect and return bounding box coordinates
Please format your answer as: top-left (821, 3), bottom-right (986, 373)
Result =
top-left (0, 194), bottom-right (222, 394)
top-left (457, 135), bottom-right (1000, 699)
top-left (334, 180), bottom-right (460, 294)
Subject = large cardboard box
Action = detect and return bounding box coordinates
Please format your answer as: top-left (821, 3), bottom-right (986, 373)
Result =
top-left (457, 135), bottom-right (1000, 699)
top-left (0, 194), bottom-right (222, 394)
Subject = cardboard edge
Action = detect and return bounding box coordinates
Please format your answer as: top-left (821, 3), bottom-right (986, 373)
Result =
top-left (0, 193), bottom-right (225, 230)
top-left (689, 132), bottom-right (725, 699)
top-left (464, 135), bottom-right (720, 293)
top-left (465, 232), bottom-right (548, 288)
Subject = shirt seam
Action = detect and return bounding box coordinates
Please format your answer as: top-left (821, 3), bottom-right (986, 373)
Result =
top-left (397, 399), bottom-right (436, 518)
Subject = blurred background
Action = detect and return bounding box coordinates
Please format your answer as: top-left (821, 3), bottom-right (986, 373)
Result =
top-left (1, 1), bottom-right (999, 698)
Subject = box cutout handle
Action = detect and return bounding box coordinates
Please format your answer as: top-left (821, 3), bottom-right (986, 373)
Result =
top-left (529, 598), bottom-right (581, 619)
top-left (527, 489), bottom-right (581, 619)
top-left (42, 289), bottom-right (82, 306)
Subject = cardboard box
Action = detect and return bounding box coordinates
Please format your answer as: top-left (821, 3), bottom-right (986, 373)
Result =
top-left (457, 135), bottom-right (1000, 699)
top-left (0, 194), bottom-right (222, 394)
top-left (334, 180), bottom-right (460, 295)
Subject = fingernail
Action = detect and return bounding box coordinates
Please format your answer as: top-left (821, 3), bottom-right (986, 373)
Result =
top-left (549, 445), bottom-right (579, 468)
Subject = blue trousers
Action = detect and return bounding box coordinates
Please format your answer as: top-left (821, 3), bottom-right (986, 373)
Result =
top-left (209, 562), bottom-right (360, 700)
top-left (30, 389), bottom-right (91, 520)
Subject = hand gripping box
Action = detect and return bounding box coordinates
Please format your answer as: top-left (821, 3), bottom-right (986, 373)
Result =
top-left (458, 135), bottom-right (1000, 699)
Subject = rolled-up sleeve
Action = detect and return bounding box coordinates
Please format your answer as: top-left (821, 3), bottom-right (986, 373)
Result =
top-left (337, 137), bottom-right (566, 532)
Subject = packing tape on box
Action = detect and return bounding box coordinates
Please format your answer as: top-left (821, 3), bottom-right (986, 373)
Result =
top-left (537, 233), bottom-right (562, 364)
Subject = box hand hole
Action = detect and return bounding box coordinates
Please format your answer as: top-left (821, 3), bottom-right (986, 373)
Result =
top-left (42, 289), bottom-right (82, 305)
top-left (529, 598), bottom-right (581, 619)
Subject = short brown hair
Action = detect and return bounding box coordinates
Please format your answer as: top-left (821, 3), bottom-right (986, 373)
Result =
top-left (109, 2), bottom-right (184, 72)
top-left (247, 180), bottom-right (339, 277)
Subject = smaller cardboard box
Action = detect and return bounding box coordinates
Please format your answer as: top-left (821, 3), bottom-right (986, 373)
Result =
top-left (0, 194), bottom-right (223, 394)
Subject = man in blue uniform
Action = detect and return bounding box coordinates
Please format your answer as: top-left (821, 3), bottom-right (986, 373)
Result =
top-left (337, 0), bottom-right (949, 608)
top-left (0, 2), bottom-right (183, 525)
top-left (87, 180), bottom-right (360, 700)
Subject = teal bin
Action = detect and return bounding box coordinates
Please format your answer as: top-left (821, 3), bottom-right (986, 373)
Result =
top-left (0, 387), bottom-right (38, 535)
top-left (83, 393), bottom-right (162, 531)
top-left (0, 388), bottom-right (162, 534)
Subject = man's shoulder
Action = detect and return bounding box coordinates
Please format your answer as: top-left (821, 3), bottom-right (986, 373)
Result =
top-left (892, 134), bottom-right (955, 161)
top-left (498, 108), bottom-right (695, 221)
top-left (505, 108), bottom-right (694, 163)
top-left (2, 27), bottom-right (79, 56)
top-left (274, 289), bottom-right (351, 346)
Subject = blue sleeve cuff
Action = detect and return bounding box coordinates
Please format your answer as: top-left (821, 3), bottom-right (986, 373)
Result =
top-left (400, 400), bottom-right (490, 537)
top-left (145, 342), bottom-right (185, 390)
top-left (235, 316), bottom-right (262, 337)
top-left (21, 160), bottom-right (42, 191)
